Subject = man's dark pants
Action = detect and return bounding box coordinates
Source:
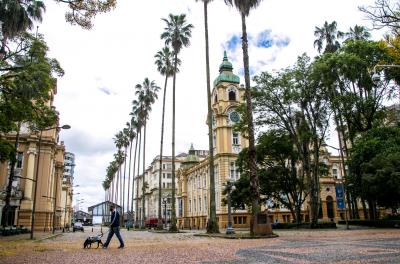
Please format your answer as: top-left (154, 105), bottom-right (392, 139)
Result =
top-left (103, 227), bottom-right (124, 248)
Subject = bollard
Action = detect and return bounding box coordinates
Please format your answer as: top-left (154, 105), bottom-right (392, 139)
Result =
top-left (92, 227), bottom-right (93, 232)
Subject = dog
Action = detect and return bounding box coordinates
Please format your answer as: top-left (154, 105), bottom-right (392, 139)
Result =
top-left (83, 232), bottom-right (103, 249)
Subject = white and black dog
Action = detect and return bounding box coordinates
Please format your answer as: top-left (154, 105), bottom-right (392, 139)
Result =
top-left (83, 232), bottom-right (103, 249)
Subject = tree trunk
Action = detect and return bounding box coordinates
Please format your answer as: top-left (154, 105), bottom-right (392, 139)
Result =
top-left (203, 0), bottom-right (219, 234)
top-left (2, 125), bottom-right (20, 227)
top-left (361, 197), bottom-right (368, 220)
top-left (241, 12), bottom-right (260, 236)
top-left (131, 129), bottom-right (139, 213)
top-left (135, 130), bottom-right (142, 228)
top-left (170, 52), bottom-right (178, 232)
top-left (122, 146), bottom-right (127, 224)
top-left (142, 123), bottom-right (147, 229)
top-left (310, 138), bottom-right (321, 228)
top-left (127, 137), bottom-right (134, 214)
top-left (157, 75), bottom-right (168, 229)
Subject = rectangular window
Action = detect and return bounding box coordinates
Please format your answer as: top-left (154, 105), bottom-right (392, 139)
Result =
top-left (234, 217), bottom-right (237, 224)
top-left (163, 182), bottom-right (165, 188)
top-left (167, 173), bottom-right (172, 179)
top-left (16, 152), bottom-right (23, 168)
top-left (167, 183), bottom-right (172, 188)
top-left (189, 199), bottom-right (191, 212)
top-left (163, 173), bottom-right (166, 179)
top-left (199, 197), bottom-right (202, 212)
top-left (198, 176), bottom-right (201, 187)
top-left (162, 164), bottom-right (166, 170)
top-left (238, 217), bottom-right (242, 224)
top-left (243, 217), bottom-right (247, 224)
top-left (332, 168), bottom-right (338, 178)
top-left (204, 174), bottom-right (207, 187)
top-left (194, 199), bottom-right (196, 212)
top-left (232, 132), bottom-right (239, 145)
top-left (204, 195), bottom-right (207, 212)
top-left (230, 162), bottom-right (236, 179)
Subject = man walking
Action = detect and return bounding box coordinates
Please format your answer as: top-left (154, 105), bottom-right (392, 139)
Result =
top-left (103, 205), bottom-right (124, 249)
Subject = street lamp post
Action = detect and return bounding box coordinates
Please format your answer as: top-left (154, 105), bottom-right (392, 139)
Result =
top-left (225, 179), bottom-right (236, 235)
top-left (30, 124), bottom-right (70, 239)
top-left (64, 189), bottom-right (79, 232)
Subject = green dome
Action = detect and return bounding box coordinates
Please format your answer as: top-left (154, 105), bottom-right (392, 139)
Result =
top-left (214, 51), bottom-right (240, 86)
top-left (219, 51), bottom-right (233, 72)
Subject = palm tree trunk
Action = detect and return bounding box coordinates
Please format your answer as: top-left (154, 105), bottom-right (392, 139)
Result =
top-left (203, 0), bottom-right (219, 234)
top-left (142, 122), bottom-right (147, 228)
top-left (127, 139), bottom-right (134, 213)
top-left (170, 52), bottom-right (178, 232)
top-left (135, 129), bottom-right (142, 228)
top-left (122, 147), bottom-right (128, 224)
top-left (241, 12), bottom-right (260, 236)
top-left (157, 75), bottom-right (168, 229)
top-left (131, 130), bottom-right (139, 213)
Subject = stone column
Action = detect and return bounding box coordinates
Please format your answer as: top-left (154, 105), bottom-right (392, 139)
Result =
top-left (24, 149), bottom-right (36, 200)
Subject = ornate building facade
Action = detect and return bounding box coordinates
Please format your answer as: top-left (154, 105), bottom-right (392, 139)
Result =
top-left (0, 84), bottom-right (73, 231)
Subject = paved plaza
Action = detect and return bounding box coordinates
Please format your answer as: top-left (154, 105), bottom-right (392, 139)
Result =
top-left (0, 226), bottom-right (399, 264)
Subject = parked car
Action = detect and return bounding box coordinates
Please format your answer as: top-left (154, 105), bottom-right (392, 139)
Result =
top-left (73, 222), bottom-right (84, 232)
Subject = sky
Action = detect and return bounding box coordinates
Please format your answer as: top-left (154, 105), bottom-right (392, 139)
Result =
top-left (36, 0), bottom-right (386, 211)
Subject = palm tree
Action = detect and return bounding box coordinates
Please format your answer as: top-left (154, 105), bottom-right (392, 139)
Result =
top-left (195, 0), bottom-right (219, 234)
top-left (345, 25), bottom-right (371, 41)
top-left (154, 46), bottom-right (181, 229)
top-left (314, 21), bottom-right (344, 53)
top-left (128, 112), bottom-right (141, 227)
top-left (161, 13), bottom-right (193, 231)
top-left (124, 121), bottom-right (136, 217)
top-left (114, 131), bottom-right (125, 206)
top-left (113, 149), bottom-right (125, 206)
top-left (121, 128), bottom-right (130, 221)
top-left (0, 0), bottom-right (45, 56)
top-left (224, 0), bottom-right (264, 236)
top-left (133, 78), bottom-right (160, 228)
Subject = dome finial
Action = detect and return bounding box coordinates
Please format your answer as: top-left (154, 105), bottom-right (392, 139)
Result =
top-left (219, 50), bottom-right (233, 73)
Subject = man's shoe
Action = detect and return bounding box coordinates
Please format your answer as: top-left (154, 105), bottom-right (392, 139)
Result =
top-left (118, 245), bottom-right (124, 249)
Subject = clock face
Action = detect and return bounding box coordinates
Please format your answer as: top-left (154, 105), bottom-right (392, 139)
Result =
top-left (229, 111), bottom-right (240, 123)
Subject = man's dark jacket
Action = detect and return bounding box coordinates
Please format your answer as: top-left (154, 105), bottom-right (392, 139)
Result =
top-left (110, 210), bottom-right (120, 227)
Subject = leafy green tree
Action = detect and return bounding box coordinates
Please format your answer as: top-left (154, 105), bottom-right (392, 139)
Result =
top-left (348, 127), bottom-right (400, 219)
top-left (154, 46), bottom-right (180, 229)
top-left (161, 13), bottom-right (193, 232)
top-left (0, 34), bottom-right (62, 226)
top-left (195, 0), bottom-right (219, 234)
top-left (231, 130), bottom-right (308, 225)
top-left (314, 21), bottom-right (344, 53)
top-left (224, 0), bottom-right (264, 236)
top-left (0, 0), bottom-right (45, 57)
top-left (253, 54), bottom-right (330, 228)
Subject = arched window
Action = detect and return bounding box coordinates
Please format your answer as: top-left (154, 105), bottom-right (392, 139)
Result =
top-left (228, 90), bottom-right (236, 101)
top-left (214, 94), bottom-right (218, 103)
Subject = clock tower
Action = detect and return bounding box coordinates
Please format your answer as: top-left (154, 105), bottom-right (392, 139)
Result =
top-left (212, 51), bottom-right (249, 155)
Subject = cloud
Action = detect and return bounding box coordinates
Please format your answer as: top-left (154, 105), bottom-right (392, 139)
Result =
top-left (255, 30), bottom-right (290, 49)
top-left (97, 86), bottom-right (114, 95)
top-left (226, 35), bottom-right (241, 51)
top-left (63, 129), bottom-right (115, 156)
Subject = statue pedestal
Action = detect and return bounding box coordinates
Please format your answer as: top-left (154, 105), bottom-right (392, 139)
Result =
top-left (253, 213), bottom-right (272, 235)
